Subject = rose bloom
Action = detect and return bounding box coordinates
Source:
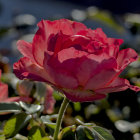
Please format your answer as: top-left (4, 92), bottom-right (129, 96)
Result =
top-left (13, 19), bottom-right (140, 102)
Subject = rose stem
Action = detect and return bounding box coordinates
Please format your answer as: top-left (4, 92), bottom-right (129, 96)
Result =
top-left (53, 96), bottom-right (69, 140)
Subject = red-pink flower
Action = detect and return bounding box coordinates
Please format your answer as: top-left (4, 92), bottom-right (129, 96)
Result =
top-left (0, 70), bottom-right (32, 103)
top-left (13, 19), bottom-right (140, 102)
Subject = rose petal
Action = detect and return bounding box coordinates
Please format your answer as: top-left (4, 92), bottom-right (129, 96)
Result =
top-left (44, 51), bottom-right (79, 89)
top-left (75, 57), bottom-right (99, 86)
top-left (95, 28), bottom-right (107, 41)
top-left (61, 35), bottom-right (90, 51)
top-left (107, 38), bottom-right (123, 46)
top-left (95, 77), bottom-right (130, 94)
top-left (57, 47), bottom-right (88, 63)
top-left (76, 55), bottom-right (117, 86)
top-left (46, 47), bottom-right (89, 86)
top-left (129, 85), bottom-right (140, 92)
top-left (70, 20), bottom-right (87, 34)
top-left (84, 53), bottom-right (118, 90)
top-left (13, 57), bottom-right (55, 85)
top-left (17, 40), bottom-right (34, 61)
top-left (47, 31), bottom-right (69, 53)
top-left (53, 32), bottom-right (69, 55)
top-left (54, 70), bottom-right (78, 89)
top-left (77, 28), bottom-right (107, 43)
top-left (32, 19), bottom-right (87, 66)
top-left (85, 68), bottom-right (118, 90)
top-left (47, 47), bottom-right (117, 87)
top-left (44, 64), bottom-right (78, 89)
top-left (95, 77), bottom-right (140, 94)
top-left (105, 38), bottom-right (123, 58)
top-left (45, 47), bottom-right (88, 75)
top-left (63, 88), bottom-right (106, 102)
top-left (117, 48), bottom-right (138, 70)
top-left (77, 29), bottom-right (95, 39)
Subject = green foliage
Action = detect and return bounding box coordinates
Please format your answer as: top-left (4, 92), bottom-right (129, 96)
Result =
top-left (92, 126), bottom-right (115, 140)
top-left (41, 115), bottom-right (57, 136)
top-left (73, 102), bottom-right (81, 112)
top-left (57, 123), bottom-right (115, 140)
top-left (19, 101), bottom-right (42, 114)
top-left (58, 125), bottom-right (76, 140)
top-left (3, 113), bottom-right (31, 138)
top-left (41, 137), bottom-right (52, 140)
top-left (53, 91), bottom-right (63, 101)
top-left (76, 125), bottom-right (95, 140)
top-left (0, 134), bottom-right (5, 140)
top-left (0, 102), bottom-right (115, 140)
top-left (0, 102), bottom-right (21, 114)
top-left (28, 126), bottom-right (46, 140)
top-left (13, 134), bottom-right (28, 140)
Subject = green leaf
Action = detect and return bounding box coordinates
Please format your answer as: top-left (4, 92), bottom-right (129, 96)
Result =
top-left (76, 125), bottom-right (95, 140)
top-left (0, 134), bottom-right (5, 140)
top-left (4, 113), bottom-right (31, 138)
top-left (41, 116), bottom-right (53, 123)
top-left (76, 118), bottom-right (96, 127)
top-left (41, 115), bottom-right (57, 127)
top-left (49, 114), bottom-right (58, 120)
top-left (19, 101), bottom-right (42, 114)
top-left (43, 123), bottom-right (56, 136)
top-left (76, 118), bottom-right (85, 125)
top-left (58, 125), bottom-right (76, 140)
top-left (73, 102), bottom-right (81, 111)
top-left (84, 127), bottom-right (96, 139)
top-left (0, 102), bottom-right (21, 114)
top-left (46, 123), bottom-right (56, 136)
top-left (14, 134), bottom-right (28, 140)
top-left (41, 115), bottom-right (56, 136)
top-left (92, 126), bottom-right (115, 140)
top-left (41, 115), bottom-right (58, 124)
top-left (41, 137), bottom-right (52, 140)
top-left (53, 91), bottom-right (63, 101)
top-left (28, 126), bottom-right (46, 140)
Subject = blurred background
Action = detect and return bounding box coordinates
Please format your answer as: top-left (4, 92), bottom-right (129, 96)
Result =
top-left (0, 0), bottom-right (140, 140)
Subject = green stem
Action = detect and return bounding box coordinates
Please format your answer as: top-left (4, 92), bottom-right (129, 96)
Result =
top-left (53, 96), bottom-right (69, 140)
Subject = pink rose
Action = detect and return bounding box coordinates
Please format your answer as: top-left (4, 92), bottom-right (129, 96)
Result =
top-left (13, 19), bottom-right (140, 102)
top-left (0, 70), bottom-right (32, 103)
